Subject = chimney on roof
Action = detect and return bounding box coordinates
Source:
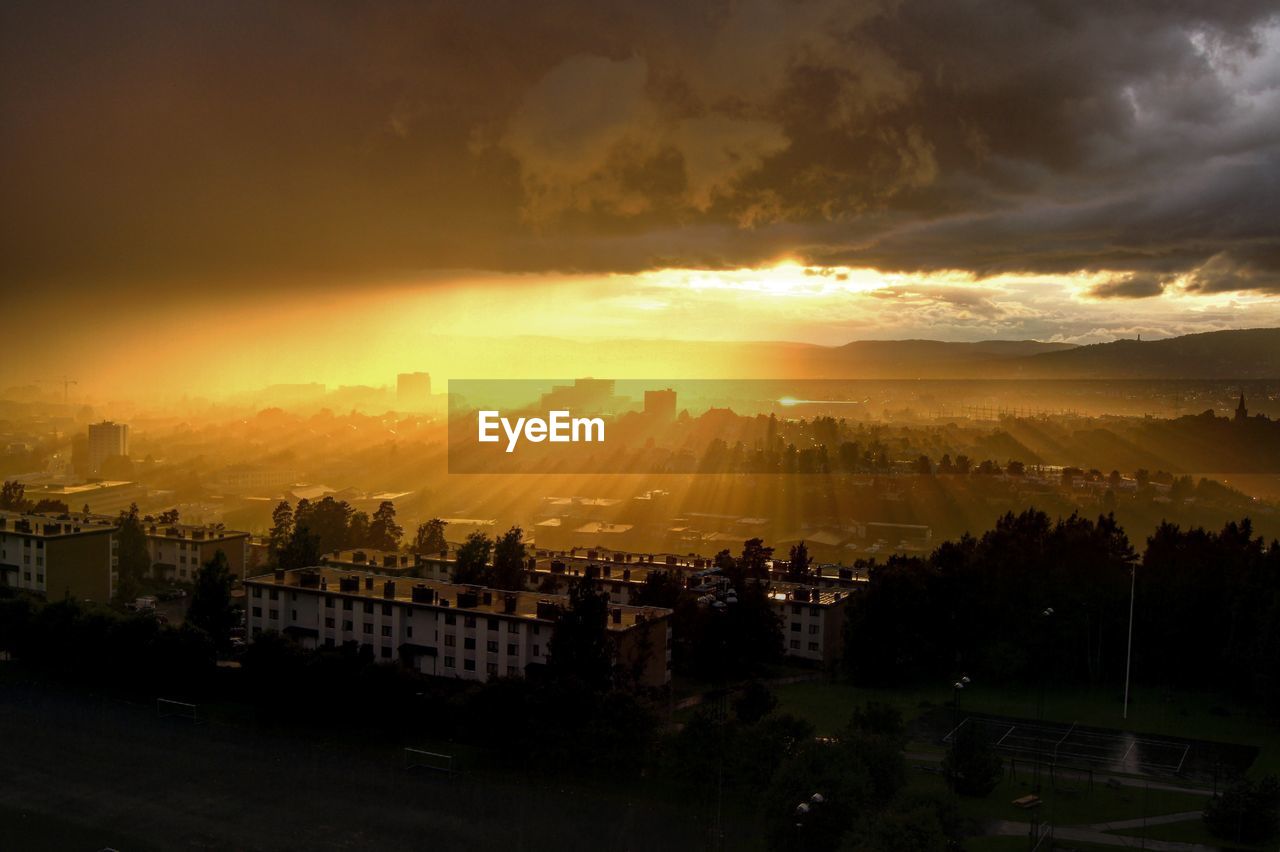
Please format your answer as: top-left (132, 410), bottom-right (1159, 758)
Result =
top-left (383, 580), bottom-right (396, 598)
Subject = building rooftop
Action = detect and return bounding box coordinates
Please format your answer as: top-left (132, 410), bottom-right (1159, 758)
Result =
top-left (247, 566), bottom-right (671, 631)
top-left (0, 511), bottom-right (116, 538)
top-left (143, 522), bottom-right (249, 542)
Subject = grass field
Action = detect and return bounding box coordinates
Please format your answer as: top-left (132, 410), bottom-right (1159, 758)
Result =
top-left (772, 677), bottom-right (1280, 775)
top-left (0, 803), bottom-right (158, 852)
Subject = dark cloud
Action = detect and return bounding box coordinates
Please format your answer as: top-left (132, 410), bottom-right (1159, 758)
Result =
top-left (2, 0), bottom-right (1278, 297)
top-left (1087, 274), bottom-right (1170, 299)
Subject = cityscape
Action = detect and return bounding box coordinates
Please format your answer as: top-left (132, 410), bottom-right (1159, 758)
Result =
top-left (3, 2), bottom-right (1280, 851)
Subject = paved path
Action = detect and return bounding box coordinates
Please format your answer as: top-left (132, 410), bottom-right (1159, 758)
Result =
top-left (1086, 810), bottom-right (1203, 831)
top-left (988, 818), bottom-right (1219, 851)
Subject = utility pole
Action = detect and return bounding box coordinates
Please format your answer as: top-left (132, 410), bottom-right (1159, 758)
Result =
top-left (1123, 562), bottom-right (1136, 720)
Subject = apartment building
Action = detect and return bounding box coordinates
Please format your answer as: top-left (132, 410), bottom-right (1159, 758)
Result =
top-left (0, 511), bottom-right (118, 601)
top-left (528, 550), bottom-right (853, 668)
top-left (144, 522), bottom-right (250, 582)
top-left (87, 420), bottom-right (129, 474)
top-left (244, 567), bottom-right (673, 687)
top-left (321, 548), bottom-right (453, 581)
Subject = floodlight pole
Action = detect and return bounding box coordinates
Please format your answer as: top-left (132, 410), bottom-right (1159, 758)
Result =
top-left (1123, 562), bottom-right (1136, 721)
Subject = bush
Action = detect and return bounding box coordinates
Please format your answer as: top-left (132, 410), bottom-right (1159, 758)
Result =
top-left (1203, 775), bottom-right (1279, 844)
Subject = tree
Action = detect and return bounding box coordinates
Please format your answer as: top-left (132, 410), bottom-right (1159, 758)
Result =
top-left (732, 681), bottom-right (778, 724)
top-left (368, 501), bottom-right (402, 551)
top-left (548, 578), bottom-right (613, 689)
top-left (631, 569), bottom-right (683, 608)
top-left (452, 531), bottom-right (492, 584)
top-left (114, 503), bottom-right (151, 601)
top-left (158, 508), bottom-right (180, 525)
top-left (277, 524), bottom-right (321, 573)
top-left (268, 501), bottom-right (293, 558)
top-left (942, 723), bottom-right (1002, 797)
top-left (347, 510), bottom-right (371, 548)
top-left (413, 518), bottom-right (448, 555)
top-left (299, 496), bottom-right (354, 553)
top-left (490, 525), bottom-right (527, 590)
top-left (0, 480), bottom-right (29, 512)
top-left (31, 498), bottom-right (69, 514)
top-left (187, 550), bottom-right (237, 653)
top-left (784, 541), bottom-right (813, 582)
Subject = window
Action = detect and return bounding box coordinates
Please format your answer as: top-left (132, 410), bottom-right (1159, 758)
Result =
top-left (381, 625), bottom-right (392, 637)
top-left (444, 656), bottom-right (455, 668)
top-left (507, 643), bottom-right (517, 656)
top-left (406, 626), bottom-right (413, 638)
top-left (445, 613), bottom-right (456, 625)
top-left (381, 603), bottom-right (392, 616)
top-left (809, 624), bottom-right (819, 635)
top-left (23, 572), bottom-right (31, 582)
top-left (252, 587), bottom-right (262, 598)
top-left (532, 645), bottom-right (541, 657)
top-left (380, 646), bottom-right (392, 659)
top-left (508, 622), bottom-right (519, 634)
top-left (269, 589), bottom-right (279, 601)
top-left (269, 609), bottom-right (279, 620)
top-left (487, 617), bottom-right (498, 631)
top-left (363, 602), bottom-right (374, 614)
top-left (790, 622), bottom-right (801, 632)
top-left (791, 604), bottom-right (801, 614)
top-left (445, 634), bottom-right (456, 647)
top-left (252, 606), bottom-right (262, 617)
top-left (464, 637), bottom-right (476, 650)
top-left (532, 625), bottom-right (541, 635)
top-left (486, 662), bottom-right (498, 675)
top-left (790, 639), bottom-right (800, 649)
top-left (464, 615), bottom-right (476, 628)
top-left (486, 640), bottom-right (498, 653)
top-left (324, 638), bottom-right (335, 647)
top-left (463, 659), bottom-right (476, 672)
top-left (291, 610), bottom-right (298, 620)
top-left (506, 666), bottom-right (518, 677)
top-left (808, 642), bottom-right (819, 652)
top-left (35, 574), bottom-right (43, 583)
top-left (362, 623), bottom-right (373, 634)
top-left (342, 620), bottom-right (353, 631)
top-left (325, 597), bottom-right (334, 608)
top-left (325, 617), bottom-right (334, 628)
top-left (343, 600), bottom-right (353, 611)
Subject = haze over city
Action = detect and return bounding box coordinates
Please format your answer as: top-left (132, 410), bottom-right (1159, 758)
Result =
top-left (3, 2), bottom-right (1280, 851)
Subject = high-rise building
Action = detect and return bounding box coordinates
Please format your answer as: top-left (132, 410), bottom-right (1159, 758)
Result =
top-left (87, 421), bottom-right (129, 475)
top-left (397, 372), bottom-right (432, 410)
top-left (644, 388), bottom-right (677, 421)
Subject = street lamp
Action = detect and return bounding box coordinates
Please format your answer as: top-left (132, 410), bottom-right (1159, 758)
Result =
top-left (794, 793), bottom-right (825, 842)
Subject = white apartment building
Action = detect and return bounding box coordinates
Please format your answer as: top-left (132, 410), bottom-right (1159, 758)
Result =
top-left (244, 567), bottom-right (673, 687)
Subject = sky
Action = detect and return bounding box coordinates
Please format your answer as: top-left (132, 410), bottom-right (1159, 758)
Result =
top-left (3, 1), bottom-right (1279, 395)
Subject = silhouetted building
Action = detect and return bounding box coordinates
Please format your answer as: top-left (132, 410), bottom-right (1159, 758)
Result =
top-left (87, 421), bottom-right (128, 474)
top-left (539, 378), bottom-right (621, 415)
top-left (645, 388), bottom-right (677, 421)
top-left (1235, 392), bottom-right (1248, 422)
top-left (397, 372), bottom-right (432, 410)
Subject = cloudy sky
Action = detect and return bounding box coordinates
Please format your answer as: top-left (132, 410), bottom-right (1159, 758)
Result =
top-left (3, 0), bottom-right (1279, 391)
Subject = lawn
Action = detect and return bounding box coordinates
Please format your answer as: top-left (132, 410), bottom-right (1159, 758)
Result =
top-left (903, 769), bottom-right (1208, 828)
top-left (772, 676), bottom-right (1280, 774)
top-left (0, 803), bottom-right (158, 852)
top-left (1109, 817), bottom-right (1270, 849)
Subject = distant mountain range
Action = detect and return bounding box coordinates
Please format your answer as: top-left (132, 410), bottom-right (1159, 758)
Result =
top-left (453, 328), bottom-right (1280, 381)
top-left (788, 328), bottom-right (1280, 379)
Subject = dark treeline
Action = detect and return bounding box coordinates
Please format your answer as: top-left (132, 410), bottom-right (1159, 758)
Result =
top-left (269, 497), bottom-right (403, 569)
top-left (845, 510), bottom-right (1280, 713)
